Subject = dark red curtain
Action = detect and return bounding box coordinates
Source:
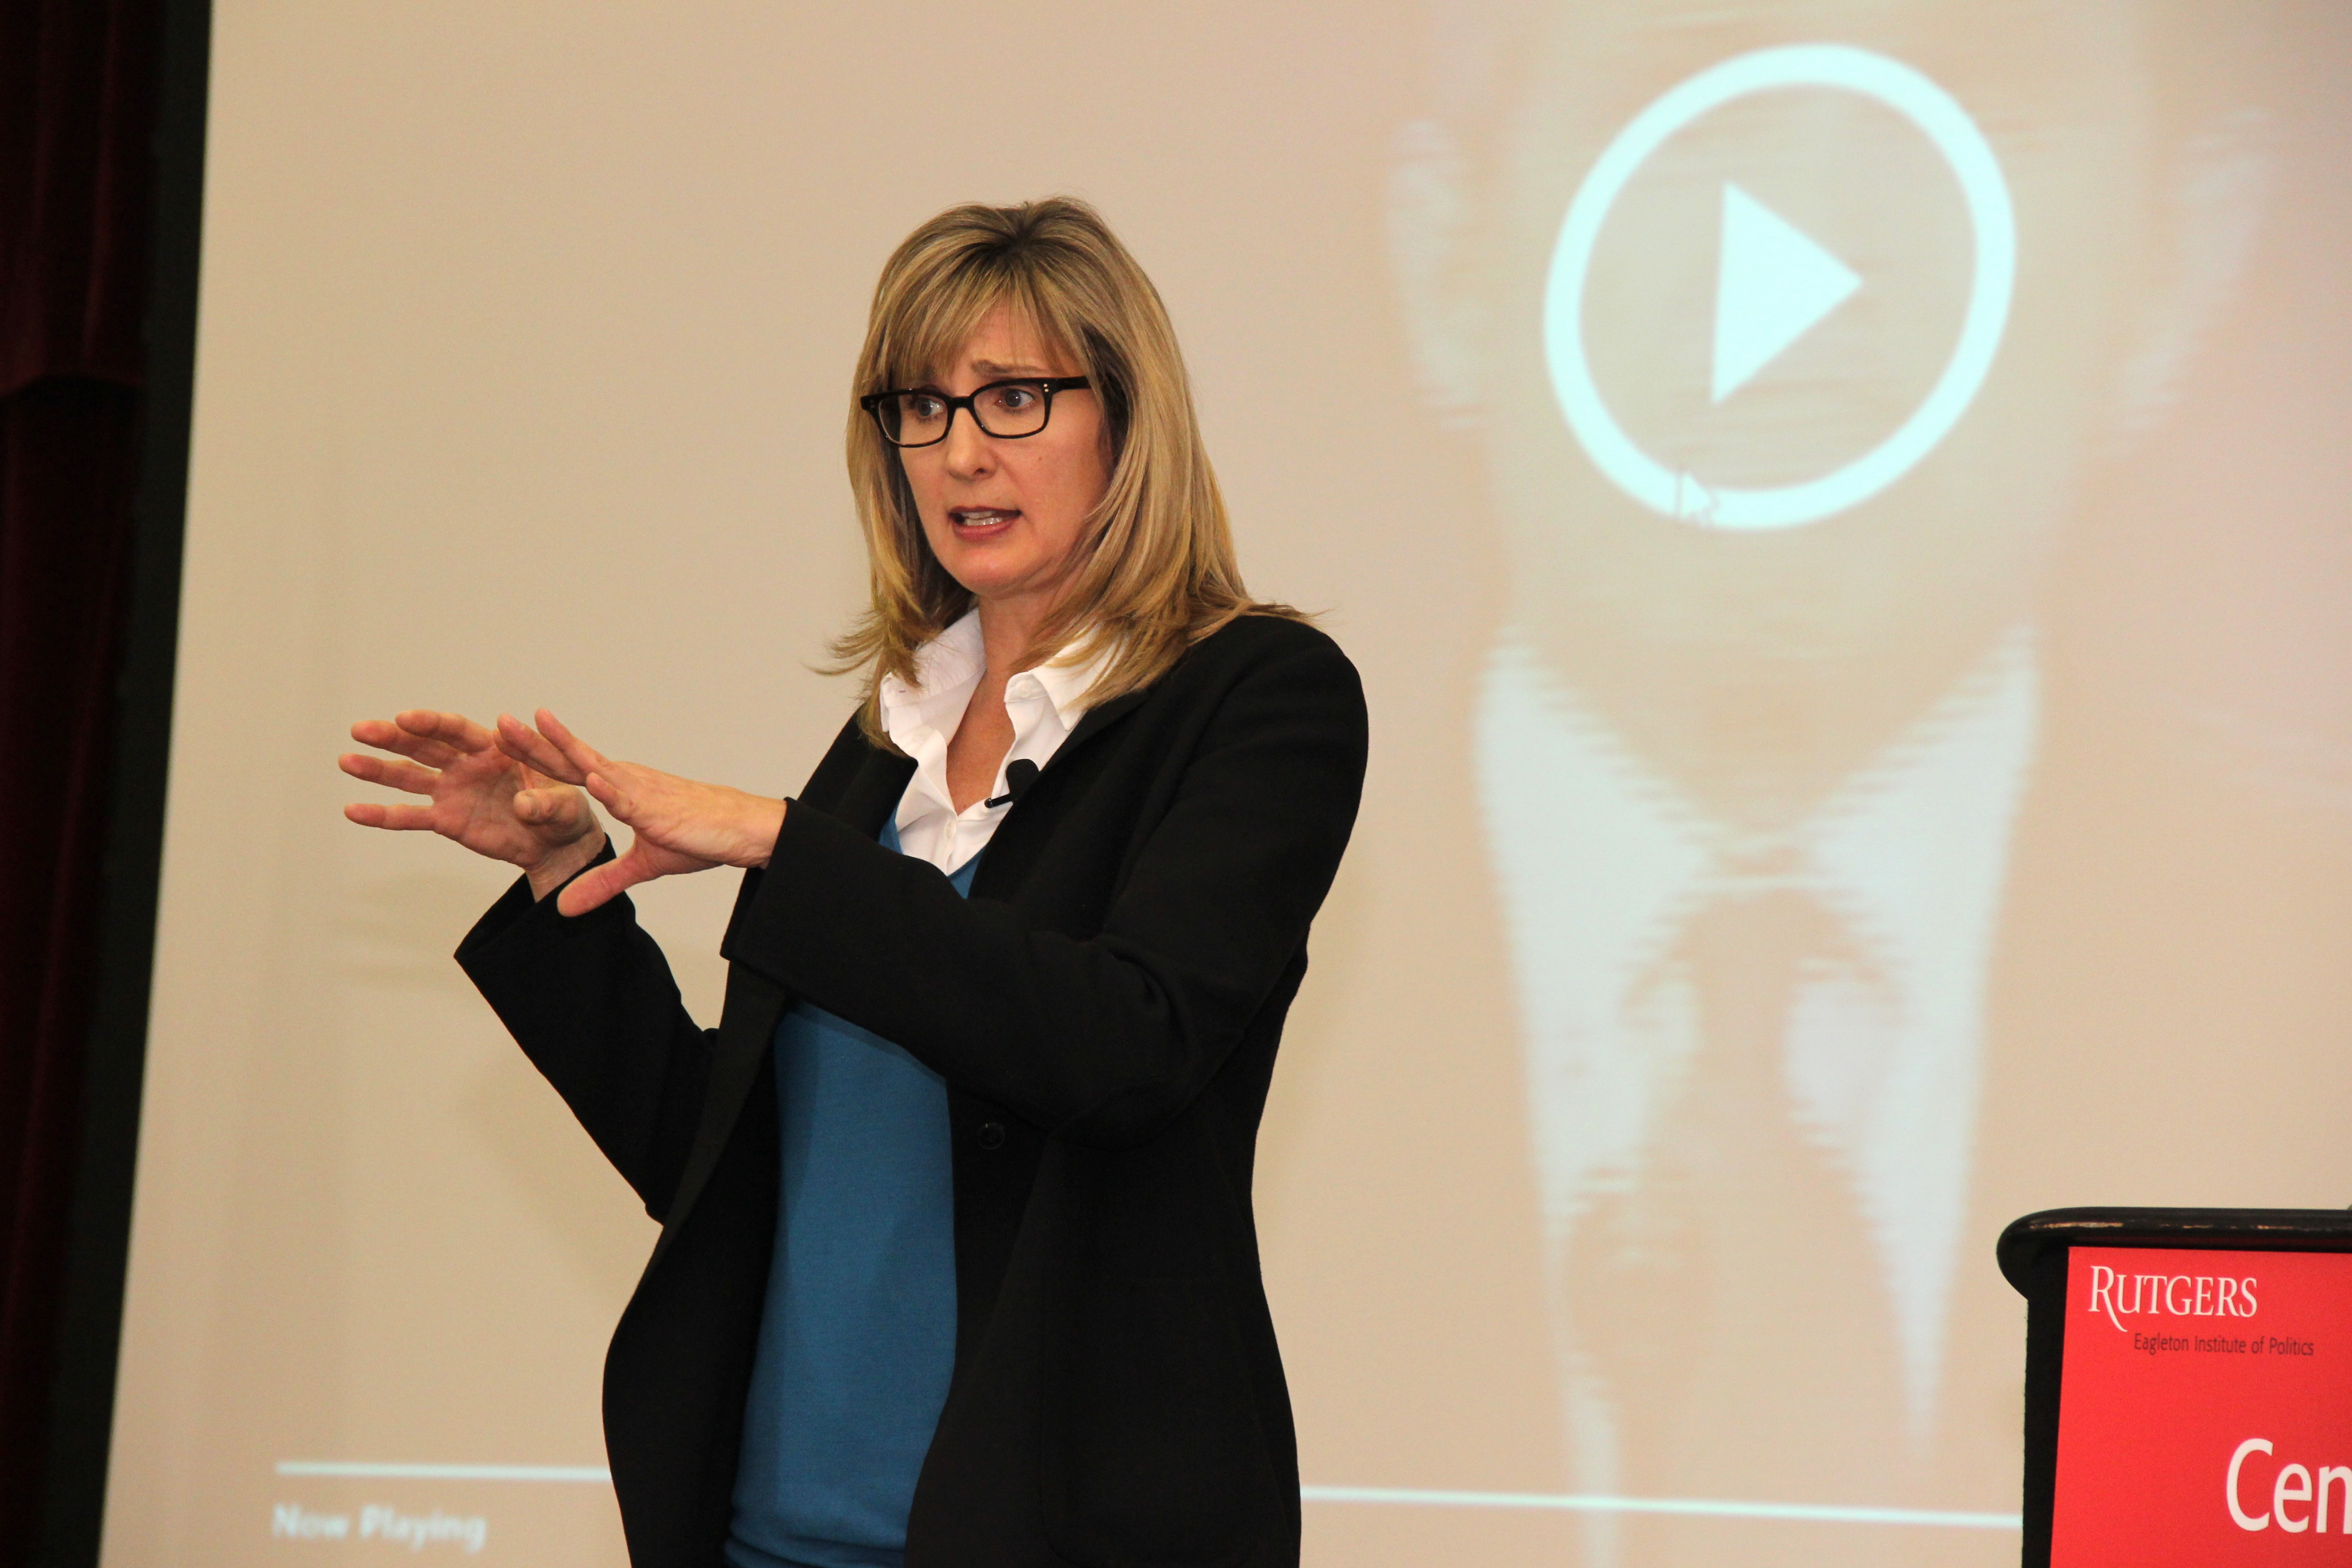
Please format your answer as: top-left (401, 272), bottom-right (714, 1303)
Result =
top-left (0, 0), bottom-right (163, 1562)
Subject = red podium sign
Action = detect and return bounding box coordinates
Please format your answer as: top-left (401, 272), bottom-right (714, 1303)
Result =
top-left (2053, 1245), bottom-right (2352, 1564)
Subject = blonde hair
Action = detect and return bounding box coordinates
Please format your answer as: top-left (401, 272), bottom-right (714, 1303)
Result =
top-left (831, 197), bottom-right (1300, 743)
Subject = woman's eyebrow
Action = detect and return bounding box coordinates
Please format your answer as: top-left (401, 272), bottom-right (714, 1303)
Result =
top-left (970, 358), bottom-right (1051, 376)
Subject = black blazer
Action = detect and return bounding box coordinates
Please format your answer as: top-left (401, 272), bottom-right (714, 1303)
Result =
top-left (456, 614), bottom-right (1368, 1568)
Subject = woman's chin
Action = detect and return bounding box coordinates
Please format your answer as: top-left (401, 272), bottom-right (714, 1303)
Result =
top-left (943, 557), bottom-right (1047, 604)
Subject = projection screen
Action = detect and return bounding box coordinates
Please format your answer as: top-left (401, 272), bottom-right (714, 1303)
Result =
top-left (105, 2), bottom-right (2352, 1564)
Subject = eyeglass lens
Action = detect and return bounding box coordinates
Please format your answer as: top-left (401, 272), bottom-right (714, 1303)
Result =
top-left (877, 382), bottom-right (1054, 446)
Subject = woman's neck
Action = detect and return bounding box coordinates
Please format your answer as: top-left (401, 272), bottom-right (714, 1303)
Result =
top-left (944, 593), bottom-right (1060, 814)
top-left (974, 592), bottom-right (1058, 683)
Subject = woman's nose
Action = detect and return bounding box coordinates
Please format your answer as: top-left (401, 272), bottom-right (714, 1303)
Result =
top-left (941, 411), bottom-right (993, 477)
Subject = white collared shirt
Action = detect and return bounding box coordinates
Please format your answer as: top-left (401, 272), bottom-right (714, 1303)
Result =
top-left (1476, 623), bottom-right (2039, 1434)
top-left (877, 608), bottom-right (1112, 875)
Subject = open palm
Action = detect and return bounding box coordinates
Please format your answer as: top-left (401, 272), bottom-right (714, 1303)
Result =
top-left (341, 710), bottom-right (603, 879)
top-left (492, 708), bottom-right (781, 916)
top-left (343, 707), bottom-right (783, 914)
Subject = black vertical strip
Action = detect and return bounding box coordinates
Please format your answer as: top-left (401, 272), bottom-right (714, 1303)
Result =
top-left (2017, 1243), bottom-right (2069, 1568)
top-left (31, 0), bottom-right (210, 1561)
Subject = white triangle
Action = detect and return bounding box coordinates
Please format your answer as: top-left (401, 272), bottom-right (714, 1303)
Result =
top-left (1712, 182), bottom-right (1861, 403)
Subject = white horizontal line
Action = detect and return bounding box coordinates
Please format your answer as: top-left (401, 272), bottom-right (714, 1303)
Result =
top-left (274, 1462), bottom-right (612, 1484)
top-left (268, 1464), bottom-right (2017, 1529)
top-left (1299, 1486), bottom-right (2021, 1529)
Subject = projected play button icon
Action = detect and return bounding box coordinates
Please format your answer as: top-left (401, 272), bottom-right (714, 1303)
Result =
top-left (1543, 44), bottom-right (2017, 530)
top-left (1712, 184), bottom-right (1860, 404)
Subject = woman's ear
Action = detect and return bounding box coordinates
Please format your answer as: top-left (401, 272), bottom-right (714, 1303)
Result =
top-left (1093, 369), bottom-right (1124, 472)
top-left (1388, 118), bottom-right (1485, 424)
top-left (1084, 338), bottom-right (1130, 462)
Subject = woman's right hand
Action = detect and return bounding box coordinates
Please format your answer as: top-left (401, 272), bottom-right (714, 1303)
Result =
top-left (341, 710), bottom-right (607, 901)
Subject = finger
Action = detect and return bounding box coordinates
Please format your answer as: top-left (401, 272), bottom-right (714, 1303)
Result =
top-left (495, 712), bottom-right (585, 784)
top-left (338, 752), bottom-right (439, 794)
top-left (580, 770), bottom-right (632, 819)
top-left (349, 716), bottom-right (462, 769)
top-left (343, 801), bottom-right (440, 830)
top-left (395, 709), bottom-right (498, 755)
top-left (533, 709), bottom-right (612, 785)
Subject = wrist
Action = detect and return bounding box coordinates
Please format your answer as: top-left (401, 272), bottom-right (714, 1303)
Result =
top-left (734, 795), bottom-right (786, 869)
top-left (525, 827), bottom-right (607, 902)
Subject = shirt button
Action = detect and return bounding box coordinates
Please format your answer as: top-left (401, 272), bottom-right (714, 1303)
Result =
top-left (976, 1122), bottom-right (1007, 1151)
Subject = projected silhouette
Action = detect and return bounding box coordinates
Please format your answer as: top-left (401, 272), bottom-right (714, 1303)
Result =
top-left (1390, 1), bottom-right (2270, 1561)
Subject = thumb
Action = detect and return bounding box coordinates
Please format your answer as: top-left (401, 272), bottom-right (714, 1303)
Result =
top-left (556, 843), bottom-right (657, 917)
top-left (515, 784), bottom-right (588, 831)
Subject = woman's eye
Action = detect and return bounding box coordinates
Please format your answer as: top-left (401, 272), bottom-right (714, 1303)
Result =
top-left (990, 385), bottom-right (1038, 411)
top-left (906, 395), bottom-right (946, 420)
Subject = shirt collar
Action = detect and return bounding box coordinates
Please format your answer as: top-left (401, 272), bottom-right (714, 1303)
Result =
top-left (1022, 636), bottom-right (1116, 733)
top-left (877, 607), bottom-right (1114, 748)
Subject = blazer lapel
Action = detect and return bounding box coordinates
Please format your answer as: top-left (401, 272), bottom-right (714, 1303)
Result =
top-left (647, 743), bottom-right (916, 1265)
top-left (965, 687), bottom-right (1153, 904)
top-left (1049, 688), bottom-right (1149, 773)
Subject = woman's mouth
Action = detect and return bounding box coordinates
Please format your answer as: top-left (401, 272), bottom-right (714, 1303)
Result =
top-left (949, 507), bottom-right (1019, 535)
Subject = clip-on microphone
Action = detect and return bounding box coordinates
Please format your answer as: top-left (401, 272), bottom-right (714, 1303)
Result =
top-left (984, 758), bottom-right (1040, 810)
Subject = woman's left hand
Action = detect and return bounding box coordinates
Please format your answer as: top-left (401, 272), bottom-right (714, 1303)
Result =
top-left (495, 708), bottom-right (785, 916)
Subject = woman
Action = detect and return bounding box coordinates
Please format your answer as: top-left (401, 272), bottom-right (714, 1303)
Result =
top-left (340, 198), bottom-right (1366, 1568)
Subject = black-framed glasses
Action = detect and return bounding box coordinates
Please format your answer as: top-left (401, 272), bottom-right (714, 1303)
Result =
top-left (860, 377), bottom-right (1091, 448)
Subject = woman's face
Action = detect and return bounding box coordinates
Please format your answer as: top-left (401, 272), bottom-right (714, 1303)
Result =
top-left (898, 303), bottom-right (1111, 616)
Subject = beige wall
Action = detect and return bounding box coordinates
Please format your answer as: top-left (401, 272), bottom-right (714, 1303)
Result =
top-left (106, 3), bottom-right (2352, 1564)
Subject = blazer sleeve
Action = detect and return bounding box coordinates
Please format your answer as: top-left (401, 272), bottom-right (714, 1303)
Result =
top-left (720, 627), bottom-right (1368, 1149)
top-left (455, 841), bottom-right (717, 1221)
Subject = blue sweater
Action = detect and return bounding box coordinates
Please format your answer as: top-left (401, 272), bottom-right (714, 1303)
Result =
top-left (724, 820), bottom-right (970, 1568)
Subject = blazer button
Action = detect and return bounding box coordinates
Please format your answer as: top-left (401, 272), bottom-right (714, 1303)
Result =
top-left (976, 1122), bottom-right (1007, 1151)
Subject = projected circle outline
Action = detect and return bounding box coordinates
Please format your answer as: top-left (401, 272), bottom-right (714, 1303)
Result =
top-left (1544, 43), bottom-right (2017, 530)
